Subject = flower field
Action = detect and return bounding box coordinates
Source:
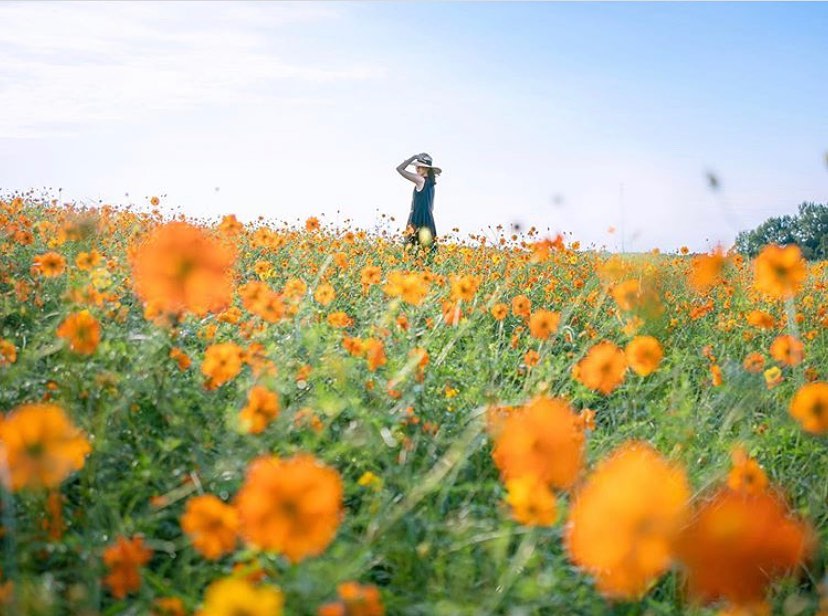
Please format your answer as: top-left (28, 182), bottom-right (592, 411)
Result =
top-left (0, 195), bottom-right (826, 615)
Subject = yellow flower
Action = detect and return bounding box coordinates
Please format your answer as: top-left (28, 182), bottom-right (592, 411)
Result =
top-left (763, 366), bottom-right (783, 389)
top-left (196, 578), bottom-right (283, 616)
top-left (357, 471), bottom-right (382, 491)
top-left (505, 475), bottom-right (557, 526)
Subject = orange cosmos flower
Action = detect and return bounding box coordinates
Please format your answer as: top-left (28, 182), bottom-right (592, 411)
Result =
top-left (0, 403), bottom-right (91, 491)
top-left (131, 221), bottom-right (236, 316)
top-left (0, 339), bottom-right (17, 366)
top-left (528, 309), bottom-right (560, 340)
top-left (169, 347), bottom-right (191, 371)
top-left (314, 283), bottom-right (336, 306)
top-left (305, 216), bottom-right (320, 232)
top-left (742, 352), bottom-right (765, 373)
top-left (253, 260), bottom-right (274, 279)
top-left (573, 341), bottom-right (628, 394)
top-left (746, 310), bottom-right (775, 329)
top-left (318, 581), bottom-right (385, 616)
top-left (201, 342), bottom-right (244, 388)
top-left (235, 454), bottom-right (343, 563)
top-left (492, 396), bottom-right (584, 489)
top-left (511, 294), bottom-right (531, 319)
top-left (625, 335), bottom-right (663, 376)
top-left (611, 279), bottom-right (642, 312)
top-left (152, 597), bottom-right (186, 616)
top-left (383, 271), bottom-right (428, 306)
top-left (327, 311), bottom-right (353, 328)
top-left (753, 244), bottom-right (806, 299)
top-left (769, 334), bottom-right (804, 366)
top-left (33, 251), bottom-right (66, 277)
top-left (491, 303), bottom-right (508, 321)
top-left (75, 249), bottom-right (102, 271)
top-left (710, 364), bottom-right (724, 387)
top-left (450, 274), bottom-right (481, 302)
top-left (181, 494), bottom-right (239, 560)
top-left (688, 247), bottom-right (728, 293)
top-left (103, 535), bottom-right (153, 599)
top-left (727, 448), bottom-right (768, 495)
top-left (565, 441), bottom-right (690, 599)
top-left (239, 385), bottom-right (280, 434)
top-left (360, 265), bottom-right (382, 287)
top-left (196, 577), bottom-right (284, 616)
top-left (505, 475), bottom-right (557, 526)
top-left (57, 310), bottom-right (101, 355)
top-left (364, 338), bottom-right (387, 372)
top-left (218, 214), bottom-right (244, 235)
top-left (282, 277), bottom-right (307, 299)
top-left (788, 382), bottom-right (828, 434)
top-left (675, 487), bottom-right (814, 607)
top-left (251, 289), bottom-right (285, 323)
top-left (577, 408), bottom-right (597, 431)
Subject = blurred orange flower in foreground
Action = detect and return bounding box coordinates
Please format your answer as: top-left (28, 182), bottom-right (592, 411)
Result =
top-left (236, 454), bottom-right (343, 563)
top-left (0, 403), bottom-right (91, 491)
top-left (103, 535), bottom-right (153, 599)
top-left (688, 247), bottom-right (728, 293)
top-left (181, 494), bottom-right (239, 560)
top-left (625, 335), bottom-right (663, 376)
top-left (57, 310), bottom-right (101, 355)
top-left (131, 221), bottom-right (236, 316)
top-left (753, 244), bottom-right (806, 299)
top-left (675, 487), bottom-right (813, 608)
top-left (573, 341), bottom-right (628, 394)
top-left (565, 441), bottom-right (690, 599)
top-left (789, 382), bottom-right (828, 435)
top-left (492, 396), bottom-right (584, 489)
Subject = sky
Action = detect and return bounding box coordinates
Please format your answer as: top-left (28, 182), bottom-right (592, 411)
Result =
top-left (1, 1), bottom-right (826, 252)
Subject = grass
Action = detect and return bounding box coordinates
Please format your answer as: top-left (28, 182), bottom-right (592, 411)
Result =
top-left (0, 196), bottom-right (825, 615)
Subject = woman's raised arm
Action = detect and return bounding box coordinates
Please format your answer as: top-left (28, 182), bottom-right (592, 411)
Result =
top-left (396, 154), bottom-right (425, 187)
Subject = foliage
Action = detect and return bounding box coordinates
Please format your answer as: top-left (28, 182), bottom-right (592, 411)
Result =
top-left (736, 202), bottom-right (828, 260)
top-left (0, 195), bottom-right (826, 615)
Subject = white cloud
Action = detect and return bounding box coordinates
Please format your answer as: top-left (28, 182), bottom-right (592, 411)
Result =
top-left (0, 1), bottom-right (385, 138)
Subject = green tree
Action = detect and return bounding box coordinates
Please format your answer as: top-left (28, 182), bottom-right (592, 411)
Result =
top-left (735, 202), bottom-right (828, 260)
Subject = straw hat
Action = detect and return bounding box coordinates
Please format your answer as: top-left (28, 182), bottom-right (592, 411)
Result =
top-left (409, 153), bottom-right (442, 175)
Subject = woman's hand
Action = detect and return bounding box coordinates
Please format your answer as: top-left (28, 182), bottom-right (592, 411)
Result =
top-left (397, 154), bottom-right (427, 186)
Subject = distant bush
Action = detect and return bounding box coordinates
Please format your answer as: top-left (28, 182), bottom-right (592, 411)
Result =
top-left (735, 202), bottom-right (828, 260)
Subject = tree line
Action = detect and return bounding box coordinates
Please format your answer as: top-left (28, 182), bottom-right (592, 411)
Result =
top-left (735, 202), bottom-right (828, 260)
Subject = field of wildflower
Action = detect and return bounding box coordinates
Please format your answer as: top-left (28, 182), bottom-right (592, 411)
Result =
top-left (0, 194), bottom-right (826, 616)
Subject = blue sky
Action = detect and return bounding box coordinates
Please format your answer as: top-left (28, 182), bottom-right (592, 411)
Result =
top-left (1, 1), bottom-right (826, 251)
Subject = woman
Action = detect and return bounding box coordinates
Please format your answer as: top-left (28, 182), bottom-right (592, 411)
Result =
top-left (396, 152), bottom-right (442, 249)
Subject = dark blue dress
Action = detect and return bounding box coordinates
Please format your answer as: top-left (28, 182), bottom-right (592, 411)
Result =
top-left (406, 177), bottom-right (437, 242)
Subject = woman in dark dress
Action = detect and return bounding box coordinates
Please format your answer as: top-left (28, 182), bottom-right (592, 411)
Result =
top-left (396, 152), bottom-right (441, 250)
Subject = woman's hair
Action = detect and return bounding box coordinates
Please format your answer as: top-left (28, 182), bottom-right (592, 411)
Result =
top-left (426, 168), bottom-right (437, 184)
